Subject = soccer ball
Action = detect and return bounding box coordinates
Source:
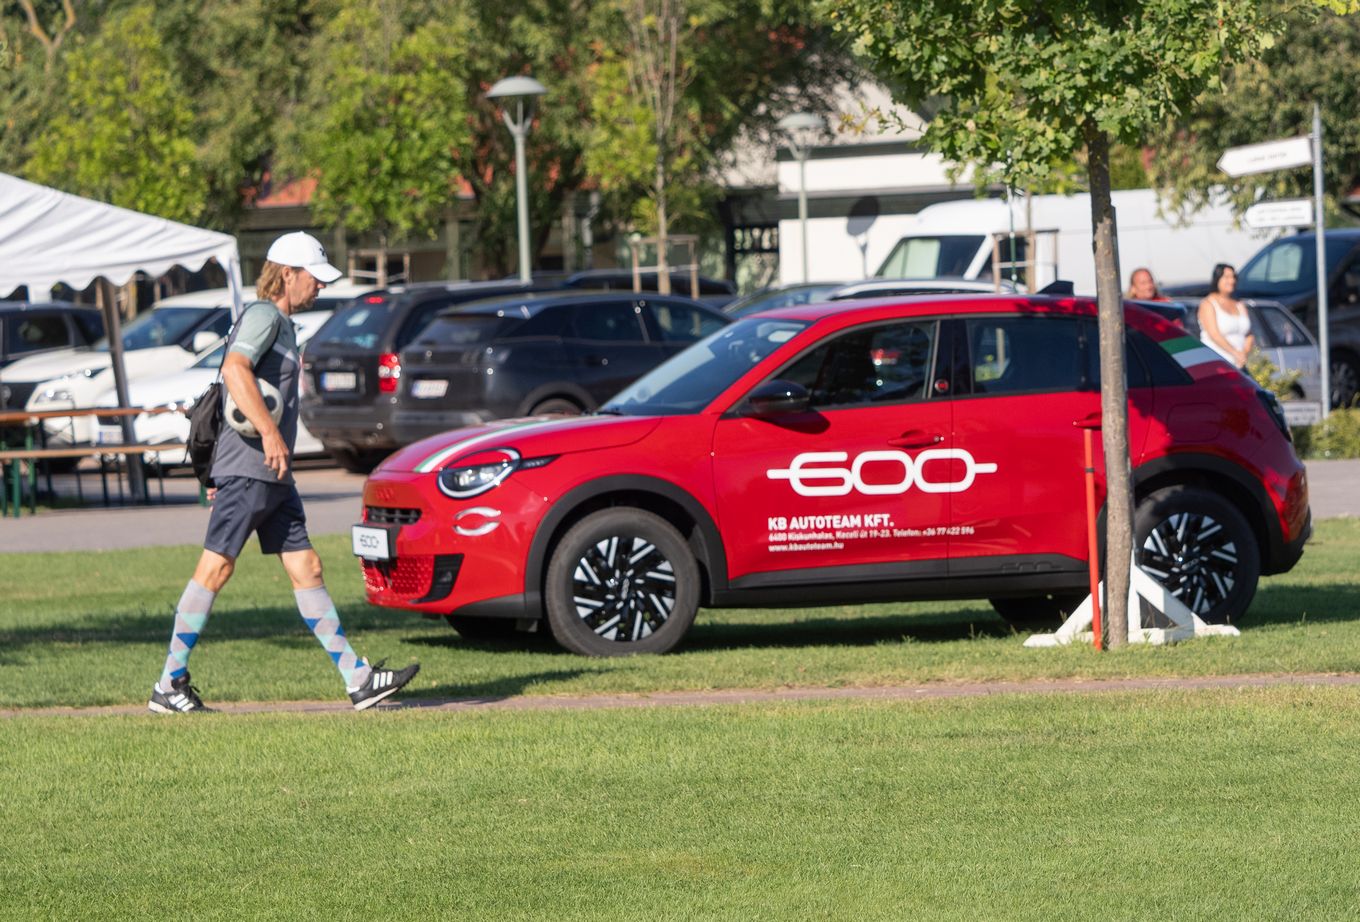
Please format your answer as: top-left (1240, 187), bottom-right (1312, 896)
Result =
top-left (224, 378), bottom-right (284, 438)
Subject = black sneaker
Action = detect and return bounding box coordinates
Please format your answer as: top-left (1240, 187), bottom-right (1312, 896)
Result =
top-left (348, 659), bottom-right (420, 711)
top-left (148, 674), bottom-right (213, 714)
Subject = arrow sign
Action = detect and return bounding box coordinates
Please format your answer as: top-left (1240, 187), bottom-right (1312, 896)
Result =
top-left (1217, 137), bottom-right (1314, 177)
top-left (1244, 198), bottom-right (1315, 229)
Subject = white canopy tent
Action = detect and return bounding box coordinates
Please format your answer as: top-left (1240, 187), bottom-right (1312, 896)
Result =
top-left (0, 171), bottom-right (243, 310)
top-left (0, 172), bottom-right (245, 499)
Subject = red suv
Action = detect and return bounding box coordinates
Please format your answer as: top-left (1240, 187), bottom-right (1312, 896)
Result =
top-left (354, 295), bottom-right (1311, 656)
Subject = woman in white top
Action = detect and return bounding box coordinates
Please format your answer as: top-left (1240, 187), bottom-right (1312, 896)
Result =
top-left (1198, 263), bottom-right (1254, 368)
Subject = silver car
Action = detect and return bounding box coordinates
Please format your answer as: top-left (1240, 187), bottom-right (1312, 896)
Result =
top-left (1182, 298), bottom-right (1322, 402)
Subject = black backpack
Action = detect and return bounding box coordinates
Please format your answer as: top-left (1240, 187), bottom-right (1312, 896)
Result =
top-left (185, 306), bottom-right (280, 487)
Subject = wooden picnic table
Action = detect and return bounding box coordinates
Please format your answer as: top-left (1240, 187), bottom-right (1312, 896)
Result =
top-left (0, 405), bottom-right (191, 516)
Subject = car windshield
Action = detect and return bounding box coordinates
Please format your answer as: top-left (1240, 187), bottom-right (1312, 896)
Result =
top-left (93, 307), bottom-right (209, 352)
top-left (724, 284), bottom-right (840, 318)
top-left (1237, 236), bottom-right (1354, 297)
top-left (601, 318), bottom-right (807, 416)
top-left (875, 235), bottom-right (983, 277)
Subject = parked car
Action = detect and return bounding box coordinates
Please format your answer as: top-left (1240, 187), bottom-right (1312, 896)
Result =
top-left (91, 310), bottom-right (335, 457)
top-left (825, 277), bottom-right (1021, 300)
top-left (0, 302), bottom-right (103, 372)
top-left (301, 281), bottom-right (556, 471)
top-left (1, 290), bottom-right (235, 445)
top-left (354, 294), bottom-right (1309, 654)
top-left (723, 282), bottom-right (846, 318)
top-left (1164, 229), bottom-right (1360, 408)
top-left (1169, 298), bottom-right (1321, 403)
top-left (391, 291), bottom-right (730, 445)
top-left (560, 268), bottom-right (737, 307)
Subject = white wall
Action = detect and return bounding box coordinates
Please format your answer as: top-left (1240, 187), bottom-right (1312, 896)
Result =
top-left (779, 213), bottom-right (922, 284)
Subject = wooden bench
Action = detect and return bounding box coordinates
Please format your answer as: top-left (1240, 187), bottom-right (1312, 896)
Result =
top-left (0, 442), bottom-right (190, 516)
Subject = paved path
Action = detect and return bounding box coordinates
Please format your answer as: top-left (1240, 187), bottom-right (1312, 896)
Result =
top-left (5, 672), bottom-right (1359, 719)
top-left (1, 458), bottom-right (1355, 553)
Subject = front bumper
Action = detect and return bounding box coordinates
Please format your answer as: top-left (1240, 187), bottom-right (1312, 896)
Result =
top-left (357, 472), bottom-right (548, 616)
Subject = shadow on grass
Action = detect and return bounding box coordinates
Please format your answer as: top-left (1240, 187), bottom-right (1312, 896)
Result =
top-left (0, 603), bottom-right (437, 662)
top-left (682, 606), bottom-right (1013, 651)
top-left (412, 668), bottom-right (602, 702)
top-left (1242, 582), bottom-right (1360, 627)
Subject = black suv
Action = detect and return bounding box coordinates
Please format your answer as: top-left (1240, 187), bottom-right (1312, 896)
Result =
top-left (301, 281), bottom-right (553, 470)
top-left (390, 291), bottom-right (730, 444)
top-left (561, 269), bottom-right (737, 307)
top-left (0, 302), bottom-right (103, 371)
top-left (1164, 228), bottom-right (1360, 408)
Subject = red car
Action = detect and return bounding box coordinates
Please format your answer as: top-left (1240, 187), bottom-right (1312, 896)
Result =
top-left (354, 295), bottom-right (1311, 656)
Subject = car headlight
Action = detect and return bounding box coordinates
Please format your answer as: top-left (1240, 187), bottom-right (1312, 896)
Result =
top-left (437, 448), bottom-right (522, 499)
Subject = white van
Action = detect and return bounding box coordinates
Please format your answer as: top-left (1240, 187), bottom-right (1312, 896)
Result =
top-left (873, 190), bottom-right (1276, 295)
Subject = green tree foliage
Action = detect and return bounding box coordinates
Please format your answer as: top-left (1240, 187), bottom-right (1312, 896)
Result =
top-left (816, 0), bottom-right (1285, 644)
top-left (282, 0), bottom-right (474, 244)
top-left (24, 4), bottom-right (207, 222)
top-left (1149, 6), bottom-right (1360, 220)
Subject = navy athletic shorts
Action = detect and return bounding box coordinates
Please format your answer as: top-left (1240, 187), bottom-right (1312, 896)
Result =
top-left (203, 476), bottom-right (312, 558)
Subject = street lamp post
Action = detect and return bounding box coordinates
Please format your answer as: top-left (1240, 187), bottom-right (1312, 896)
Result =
top-left (777, 112), bottom-right (825, 283)
top-left (488, 76), bottom-right (548, 284)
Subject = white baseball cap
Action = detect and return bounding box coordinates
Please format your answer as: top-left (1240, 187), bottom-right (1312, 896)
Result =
top-left (266, 232), bottom-right (343, 284)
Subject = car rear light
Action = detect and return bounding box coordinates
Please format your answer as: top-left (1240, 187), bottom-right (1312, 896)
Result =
top-left (378, 353), bottom-right (401, 393)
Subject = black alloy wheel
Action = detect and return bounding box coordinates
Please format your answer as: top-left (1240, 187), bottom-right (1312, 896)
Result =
top-left (545, 508), bottom-right (700, 656)
top-left (1134, 486), bottom-right (1260, 625)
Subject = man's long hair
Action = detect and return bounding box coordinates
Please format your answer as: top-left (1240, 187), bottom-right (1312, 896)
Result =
top-left (256, 261), bottom-right (287, 301)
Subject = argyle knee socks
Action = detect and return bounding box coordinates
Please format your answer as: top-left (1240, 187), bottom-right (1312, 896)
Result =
top-left (158, 580), bottom-right (216, 690)
top-left (294, 585), bottom-right (371, 689)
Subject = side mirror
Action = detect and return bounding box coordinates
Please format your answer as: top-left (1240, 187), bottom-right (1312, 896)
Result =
top-left (191, 330), bottom-right (221, 353)
top-left (744, 379), bottom-right (810, 417)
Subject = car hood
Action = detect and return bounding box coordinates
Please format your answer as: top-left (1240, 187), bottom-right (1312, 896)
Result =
top-left (95, 368), bottom-right (215, 409)
top-left (0, 348), bottom-right (103, 383)
top-left (380, 414), bottom-right (663, 473)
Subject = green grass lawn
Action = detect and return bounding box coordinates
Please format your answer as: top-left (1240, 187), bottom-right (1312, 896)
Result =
top-left (2, 519), bottom-right (1358, 710)
top-left (3, 687), bottom-right (1359, 920)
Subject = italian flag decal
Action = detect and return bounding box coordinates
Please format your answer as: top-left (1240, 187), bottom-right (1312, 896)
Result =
top-left (1159, 335), bottom-right (1226, 377)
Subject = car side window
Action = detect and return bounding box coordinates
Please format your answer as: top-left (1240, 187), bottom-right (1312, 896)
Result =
top-left (1255, 304), bottom-right (1310, 347)
top-left (6, 314), bottom-right (72, 354)
top-left (966, 315), bottom-right (1092, 395)
top-left (201, 310), bottom-right (232, 339)
top-left (569, 303), bottom-right (646, 342)
top-left (776, 320), bottom-right (937, 409)
top-left (395, 296), bottom-right (456, 350)
top-left (647, 301), bottom-right (725, 343)
top-left (505, 305), bottom-right (570, 339)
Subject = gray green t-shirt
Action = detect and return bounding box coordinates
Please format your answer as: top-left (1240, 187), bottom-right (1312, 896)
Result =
top-left (210, 300), bottom-right (301, 485)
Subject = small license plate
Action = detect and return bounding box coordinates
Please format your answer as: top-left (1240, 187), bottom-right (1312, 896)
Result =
top-left (352, 524), bottom-right (398, 560)
top-left (322, 371), bottom-right (358, 392)
top-left (95, 426), bottom-right (120, 445)
top-left (411, 378), bottom-right (449, 399)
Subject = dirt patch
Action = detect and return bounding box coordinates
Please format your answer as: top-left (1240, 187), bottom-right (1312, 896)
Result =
top-left (6, 672), bottom-right (1360, 719)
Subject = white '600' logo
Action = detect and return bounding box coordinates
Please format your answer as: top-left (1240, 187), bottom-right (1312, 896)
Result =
top-left (767, 449), bottom-right (999, 497)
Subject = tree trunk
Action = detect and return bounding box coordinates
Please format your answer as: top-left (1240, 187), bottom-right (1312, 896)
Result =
top-left (655, 149), bottom-right (671, 294)
top-left (1085, 127), bottom-right (1133, 648)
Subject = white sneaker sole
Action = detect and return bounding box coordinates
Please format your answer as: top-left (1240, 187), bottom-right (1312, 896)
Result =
top-left (352, 685), bottom-right (402, 711)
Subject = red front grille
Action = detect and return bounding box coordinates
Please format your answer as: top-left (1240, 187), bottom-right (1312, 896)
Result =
top-left (363, 555), bottom-right (432, 597)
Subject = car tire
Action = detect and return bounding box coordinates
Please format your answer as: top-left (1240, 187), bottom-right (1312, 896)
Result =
top-left (530, 397), bottom-right (584, 416)
top-left (327, 445), bottom-right (380, 474)
top-left (989, 593), bottom-right (1085, 631)
top-left (1329, 350), bottom-right (1360, 409)
top-left (1134, 485), bottom-right (1260, 625)
top-left (445, 615), bottom-right (522, 642)
top-left (545, 508), bottom-right (700, 656)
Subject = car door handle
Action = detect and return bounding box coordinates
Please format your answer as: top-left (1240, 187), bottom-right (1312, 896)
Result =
top-left (1073, 413), bottom-right (1102, 430)
top-left (585, 355), bottom-right (609, 367)
top-left (887, 431), bottom-right (944, 448)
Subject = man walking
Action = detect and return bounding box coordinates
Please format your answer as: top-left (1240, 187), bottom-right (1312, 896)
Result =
top-left (149, 232), bottom-right (418, 713)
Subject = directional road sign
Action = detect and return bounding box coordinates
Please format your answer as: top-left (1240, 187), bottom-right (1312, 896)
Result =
top-left (1217, 137), bottom-right (1313, 177)
top-left (1244, 198), bottom-right (1315, 229)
